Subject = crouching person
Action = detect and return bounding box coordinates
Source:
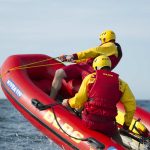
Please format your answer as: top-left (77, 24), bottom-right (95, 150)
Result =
top-left (62, 55), bottom-right (136, 146)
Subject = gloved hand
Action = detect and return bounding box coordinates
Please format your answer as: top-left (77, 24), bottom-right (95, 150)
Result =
top-left (62, 99), bottom-right (69, 107)
top-left (119, 123), bottom-right (129, 135)
top-left (62, 99), bottom-right (81, 117)
top-left (59, 55), bottom-right (67, 62)
top-left (122, 123), bottom-right (129, 130)
top-left (59, 55), bottom-right (74, 62)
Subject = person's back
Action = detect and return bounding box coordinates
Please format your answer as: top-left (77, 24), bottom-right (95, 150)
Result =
top-left (75, 41), bottom-right (122, 70)
top-left (82, 69), bottom-right (121, 136)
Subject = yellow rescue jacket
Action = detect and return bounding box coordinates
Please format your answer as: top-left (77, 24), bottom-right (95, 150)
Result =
top-left (69, 72), bottom-right (136, 127)
top-left (74, 42), bottom-right (118, 63)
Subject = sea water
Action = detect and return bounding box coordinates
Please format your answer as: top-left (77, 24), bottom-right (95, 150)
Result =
top-left (0, 99), bottom-right (150, 150)
top-left (0, 99), bottom-right (61, 150)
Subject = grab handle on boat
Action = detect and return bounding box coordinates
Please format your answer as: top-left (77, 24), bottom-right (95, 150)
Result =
top-left (119, 128), bottom-right (143, 143)
top-left (31, 99), bottom-right (61, 110)
top-left (86, 137), bottom-right (105, 149)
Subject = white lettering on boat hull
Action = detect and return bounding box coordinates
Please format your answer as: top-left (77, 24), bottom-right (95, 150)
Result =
top-left (6, 79), bottom-right (23, 98)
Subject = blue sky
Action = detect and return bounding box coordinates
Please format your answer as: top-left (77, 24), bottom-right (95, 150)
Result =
top-left (0, 0), bottom-right (150, 99)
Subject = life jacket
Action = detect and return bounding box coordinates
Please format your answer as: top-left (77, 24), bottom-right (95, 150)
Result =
top-left (82, 70), bottom-right (122, 123)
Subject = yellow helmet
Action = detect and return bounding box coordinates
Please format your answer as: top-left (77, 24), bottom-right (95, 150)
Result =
top-left (99, 30), bottom-right (116, 44)
top-left (92, 55), bottom-right (111, 70)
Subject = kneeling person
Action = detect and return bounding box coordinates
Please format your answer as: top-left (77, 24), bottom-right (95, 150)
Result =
top-left (62, 55), bottom-right (136, 146)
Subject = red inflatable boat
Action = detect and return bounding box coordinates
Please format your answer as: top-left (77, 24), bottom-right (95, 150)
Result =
top-left (0, 54), bottom-right (150, 150)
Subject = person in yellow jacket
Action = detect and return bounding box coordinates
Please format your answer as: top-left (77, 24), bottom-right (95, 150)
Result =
top-left (50, 30), bottom-right (122, 99)
top-left (62, 55), bottom-right (136, 146)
